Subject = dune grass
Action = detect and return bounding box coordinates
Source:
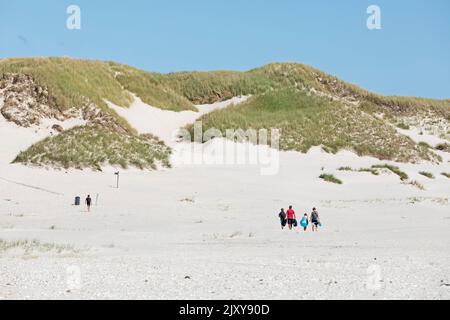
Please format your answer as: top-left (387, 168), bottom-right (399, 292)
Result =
top-left (337, 166), bottom-right (353, 171)
top-left (161, 62), bottom-right (450, 120)
top-left (2, 58), bottom-right (448, 117)
top-left (338, 166), bottom-right (379, 175)
top-left (371, 164), bottom-right (409, 181)
top-left (436, 143), bottom-right (450, 153)
top-left (13, 125), bottom-right (172, 170)
top-left (108, 62), bottom-right (196, 111)
top-left (0, 57), bottom-right (132, 110)
top-left (2, 57), bottom-right (449, 167)
top-left (405, 180), bottom-right (425, 190)
top-left (419, 171), bottom-right (435, 179)
top-left (250, 63), bottom-right (450, 118)
top-left (397, 122), bottom-right (410, 130)
top-left (158, 70), bottom-right (277, 105)
top-left (189, 88), bottom-right (439, 162)
top-left (0, 239), bottom-right (78, 254)
top-left (319, 173), bottom-right (342, 184)
top-left (442, 173), bottom-right (450, 179)
top-left (0, 57), bottom-right (195, 113)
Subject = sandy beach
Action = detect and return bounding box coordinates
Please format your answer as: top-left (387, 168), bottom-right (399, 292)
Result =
top-left (0, 97), bottom-right (449, 300)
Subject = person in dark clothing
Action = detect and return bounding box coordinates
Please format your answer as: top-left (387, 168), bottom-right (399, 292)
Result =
top-left (86, 195), bottom-right (92, 212)
top-left (278, 208), bottom-right (287, 229)
top-left (311, 207), bottom-right (320, 232)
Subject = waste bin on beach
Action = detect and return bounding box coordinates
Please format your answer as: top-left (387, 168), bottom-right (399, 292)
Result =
top-left (75, 196), bottom-right (80, 206)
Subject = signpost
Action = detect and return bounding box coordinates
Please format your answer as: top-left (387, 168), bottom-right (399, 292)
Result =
top-left (114, 171), bottom-right (120, 189)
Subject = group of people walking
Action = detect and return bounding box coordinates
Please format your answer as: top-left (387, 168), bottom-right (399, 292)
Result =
top-left (278, 206), bottom-right (321, 232)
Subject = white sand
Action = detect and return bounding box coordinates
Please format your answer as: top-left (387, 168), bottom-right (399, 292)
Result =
top-left (397, 127), bottom-right (448, 148)
top-left (0, 97), bottom-right (449, 300)
top-left (0, 114), bottom-right (86, 165)
top-left (107, 95), bottom-right (249, 145)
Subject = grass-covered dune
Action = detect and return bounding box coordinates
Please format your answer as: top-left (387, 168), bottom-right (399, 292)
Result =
top-left (157, 70), bottom-right (277, 105)
top-left (1, 57), bottom-right (449, 168)
top-left (13, 125), bottom-right (171, 171)
top-left (189, 88), bottom-right (439, 163)
top-left (163, 63), bottom-right (450, 119)
top-left (0, 57), bottom-right (196, 112)
top-left (2, 57), bottom-right (449, 118)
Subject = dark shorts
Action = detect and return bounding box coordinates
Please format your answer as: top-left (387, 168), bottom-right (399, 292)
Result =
top-left (288, 219), bottom-right (297, 226)
top-left (312, 220), bottom-right (319, 226)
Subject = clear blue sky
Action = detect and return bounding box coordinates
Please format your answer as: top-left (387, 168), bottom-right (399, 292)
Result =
top-left (1, 0), bottom-right (449, 98)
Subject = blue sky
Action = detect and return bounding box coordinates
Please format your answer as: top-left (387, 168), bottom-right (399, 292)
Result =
top-left (0, 0), bottom-right (449, 98)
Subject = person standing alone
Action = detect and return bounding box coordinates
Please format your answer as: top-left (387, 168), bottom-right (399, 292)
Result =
top-left (86, 195), bottom-right (92, 212)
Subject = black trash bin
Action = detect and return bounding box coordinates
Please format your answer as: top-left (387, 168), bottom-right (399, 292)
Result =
top-left (75, 196), bottom-right (81, 206)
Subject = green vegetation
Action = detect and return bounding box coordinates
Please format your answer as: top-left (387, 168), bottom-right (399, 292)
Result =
top-left (436, 143), bottom-right (450, 153)
top-left (0, 57), bottom-right (194, 113)
top-left (108, 62), bottom-right (196, 111)
top-left (2, 57), bottom-right (449, 168)
top-left (397, 122), bottom-right (410, 130)
top-left (162, 62), bottom-right (450, 121)
top-left (442, 172), bottom-right (450, 179)
top-left (419, 171), bottom-right (435, 179)
top-left (406, 180), bottom-right (425, 190)
top-left (418, 141), bottom-right (432, 149)
top-left (4, 58), bottom-right (448, 116)
top-left (0, 239), bottom-right (78, 254)
top-left (319, 173), bottom-right (343, 184)
top-left (0, 57), bottom-right (131, 110)
top-left (338, 166), bottom-right (379, 175)
top-left (371, 164), bottom-right (409, 181)
top-left (13, 125), bottom-right (171, 170)
top-left (190, 88), bottom-right (439, 162)
top-left (158, 70), bottom-right (277, 105)
top-left (358, 168), bottom-right (380, 175)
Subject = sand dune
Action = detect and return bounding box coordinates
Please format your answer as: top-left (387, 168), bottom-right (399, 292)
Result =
top-left (107, 95), bottom-right (249, 145)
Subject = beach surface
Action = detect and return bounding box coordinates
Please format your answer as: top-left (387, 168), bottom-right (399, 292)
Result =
top-left (0, 98), bottom-right (449, 300)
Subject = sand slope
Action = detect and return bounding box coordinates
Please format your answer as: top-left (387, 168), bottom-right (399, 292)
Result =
top-left (108, 95), bottom-right (248, 145)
